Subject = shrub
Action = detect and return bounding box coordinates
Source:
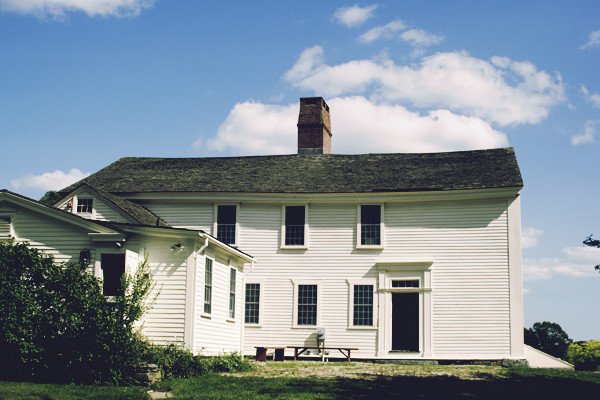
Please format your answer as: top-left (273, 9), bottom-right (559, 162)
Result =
top-left (0, 240), bottom-right (153, 384)
top-left (566, 341), bottom-right (600, 371)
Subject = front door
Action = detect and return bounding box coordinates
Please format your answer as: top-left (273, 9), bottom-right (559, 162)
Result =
top-left (391, 292), bottom-right (419, 352)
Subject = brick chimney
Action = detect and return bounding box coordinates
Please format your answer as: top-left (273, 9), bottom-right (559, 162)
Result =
top-left (297, 97), bottom-right (331, 155)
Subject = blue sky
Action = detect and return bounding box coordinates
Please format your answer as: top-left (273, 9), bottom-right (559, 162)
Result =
top-left (0, 0), bottom-right (599, 340)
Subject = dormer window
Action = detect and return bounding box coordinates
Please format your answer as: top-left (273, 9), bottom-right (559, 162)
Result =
top-left (77, 198), bottom-right (93, 214)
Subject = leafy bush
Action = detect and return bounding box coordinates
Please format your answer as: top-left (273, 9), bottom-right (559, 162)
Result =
top-left (141, 344), bottom-right (253, 379)
top-left (566, 341), bottom-right (600, 371)
top-left (0, 240), bottom-right (153, 384)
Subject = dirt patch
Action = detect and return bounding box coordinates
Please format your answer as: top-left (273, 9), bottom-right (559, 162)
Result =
top-left (224, 361), bottom-right (506, 381)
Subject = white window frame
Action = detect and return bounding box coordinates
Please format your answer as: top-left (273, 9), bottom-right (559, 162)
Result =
top-left (292, 280), bottom-right (322, 329)
top-left (213, 204), bottom-right (239, 246)
top-left (356, 204), bottom-right (384, 249)
top-left (227, 267), bottom-right (237, 321)
top-left (76, 197), bottom-right (94, 214)
top-left (280, 204), bottom-right (309, 249)
top-left (202, 256), bottom-right (214, 317)
top-left (244, 280), bottom-right (263, 327)
top-left (347, 279), bottom-right (378, 330)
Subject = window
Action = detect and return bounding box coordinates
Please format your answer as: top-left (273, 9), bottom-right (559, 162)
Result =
top-left (0, 216), bottom-right (11, 238)
top-left (216, 205), bottom-right (237, 245)
top-left (283, 205), bottom-right (307, 246)
top-left (204, 258), bottom-right (213, 314)
top-left (392, 279), bottom-right (419, 288)
top-left (245, 283), bottom-right (260, 324)
top-left (359, 205), bottom-right (382, 247)
top-left (353, 285), bottom-right (374, 326)
top-left (297, 284), bottom-right (318, 326)
top-left (101, 254), bottom-right (125, 296)
top-left (228, 268), bottom-right (236, 319)
top-left (77, 198), bottom-right (93, 213)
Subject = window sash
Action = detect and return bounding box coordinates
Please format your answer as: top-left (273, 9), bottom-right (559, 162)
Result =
top-left (360, 205), bottom-right (381, 245)
top-left (284, 206), bottom-right (305, 246)
top-left (297, 284), bottom-right (317, 326)
top-left (204, 258), bottom-right (213, 314)
top-left (245, 283), bottom-right (260, 324)
top-left (77, 198), bottom-right (93, 213)
top-left (217, 205), bottom-right (237, 244)
top-left (229, 269), bottom-right (236, 319)
top-left (353, 285), bottom-right (374, 326)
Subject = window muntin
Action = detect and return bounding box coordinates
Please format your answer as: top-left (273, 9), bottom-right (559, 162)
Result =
top-left (228, 268), bottom-right (236, 319)
top-left (391, 279), bottom-right (420, 288)
top-left (77, 198), bottom-right (93, 213)
top-left (353, 284), bottom-right (374, 326)
top-left (284, 205), bottom-right (305, 246)
top-left (360, 205), bottom-right (381, 245)
top-left (216, 205), bottom-right (237, 245)
top-left (297, 284), bottom-right (318, 326)
top-left (204, 258), bottom-right (213, 314)
top-left (245, 283), bottom-right (260, 324)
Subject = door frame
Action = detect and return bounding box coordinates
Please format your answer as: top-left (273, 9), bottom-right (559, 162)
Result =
top-left (375, 261), bottom-right (433, 357)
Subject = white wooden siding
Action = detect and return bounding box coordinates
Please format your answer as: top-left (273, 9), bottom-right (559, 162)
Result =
top-left (143, 197), bottom-right (513, 360)
top-left (193, 252), bottom-right (243, 355)
top-left (144, 203), bottom-right (213, 231)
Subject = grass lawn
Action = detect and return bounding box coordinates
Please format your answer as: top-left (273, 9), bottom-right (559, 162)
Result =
top-left (2, 362), bottom-right (599, 400)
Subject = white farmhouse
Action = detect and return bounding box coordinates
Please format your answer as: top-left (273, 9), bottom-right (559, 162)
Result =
top-left (3, 97), bottom-right (528, 364)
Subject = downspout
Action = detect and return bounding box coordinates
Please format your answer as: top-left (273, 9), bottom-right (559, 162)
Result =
top-left (198, 235), bottom-right (209, 255)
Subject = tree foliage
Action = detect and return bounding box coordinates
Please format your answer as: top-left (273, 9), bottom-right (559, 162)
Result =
top-left (524, 321), bottom-right (573, 360)
top-left (567, 340), bottom-right (600, 371)
top-left (38, 191), bottom-right (63, 206)
top-left (583, 235), bottom-right (600, 272)
top-left (0, 240), bottom-right (153, 384)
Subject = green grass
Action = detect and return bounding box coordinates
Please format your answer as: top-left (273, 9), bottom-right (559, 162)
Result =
top-left (0, 381), bottom-right (148, 400)
top-left (2, 363), bottom-right (599, 400)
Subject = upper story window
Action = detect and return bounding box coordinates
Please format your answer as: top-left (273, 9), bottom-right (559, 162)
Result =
top-left (77, 198), bottom-right (93, 214)
top-left (283, 205), bottom-right (307, 247)
top-left (216, 205), bottom-right (237, 245)
top-left (358, 205), bottom-right (383, 247)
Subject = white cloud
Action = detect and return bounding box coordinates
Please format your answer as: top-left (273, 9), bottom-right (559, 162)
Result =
top-left (205, 96), bottom-right (508, 155)
top-left (10, 168), bottom-right (89, 192)
top-left (523, 246), bottom-right (600, 281)
top-left (333, 4), bottom-right (377, 28)
top-left (522, 227), bottom-right (544, 249)
top-left (284, 47), bottom-right (565, 126)
top-left (581, 85), bottom-right (600, 108)
top-left (571, 120), bottom-right (596, 146)
top-left (580, 29), bottom-right (600, 50)
top-left (358, 20), bottom-right (406, 43)
top-left (400, 29), bottom-right (444, 47)
top-left (0, 0), bottom-right (155, 19)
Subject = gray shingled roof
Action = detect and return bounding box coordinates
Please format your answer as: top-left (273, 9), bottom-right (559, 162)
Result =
top-left (61, 148), bottom-right (523, 195)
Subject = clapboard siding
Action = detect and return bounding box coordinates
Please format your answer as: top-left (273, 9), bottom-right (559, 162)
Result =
top-left (143, 196), bottom-right (513, 359)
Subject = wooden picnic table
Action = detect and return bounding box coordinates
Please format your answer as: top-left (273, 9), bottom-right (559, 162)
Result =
top-left (287, 346), bottom-right (359, 362)
top-left (254, 346), bottom-right (286, 361)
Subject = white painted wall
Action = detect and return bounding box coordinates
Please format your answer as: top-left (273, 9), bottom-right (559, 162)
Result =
top-left (142, 194), bottom-right (519, 360)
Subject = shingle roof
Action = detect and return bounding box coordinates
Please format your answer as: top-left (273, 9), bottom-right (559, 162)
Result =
top-left (61, 148), bottom-right (523, 195)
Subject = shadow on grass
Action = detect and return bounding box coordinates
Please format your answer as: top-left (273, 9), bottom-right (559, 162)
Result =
top-left (169, 371), bottom-right (600, 400)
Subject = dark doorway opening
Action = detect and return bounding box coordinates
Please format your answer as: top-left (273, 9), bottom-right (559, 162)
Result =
top-left (101, 254), bottom-right (125, 296)
top-left (391, 292), bottom-right (419, 352)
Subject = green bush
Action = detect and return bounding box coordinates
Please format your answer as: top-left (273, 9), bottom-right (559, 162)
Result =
top-left (566, 341), bottom-right (600, 371)
top-left (0, 240), bottom-right (153, 384)
top-left (141, 344), bottom-right (253, 379)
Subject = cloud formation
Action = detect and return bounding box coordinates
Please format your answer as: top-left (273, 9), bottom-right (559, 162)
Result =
top-left (0, 0), bottom-right (155, 19)
top-left (333, 4), bottom-right (377, 27)
top-left (522, 227), bottom-right (544, 249)
top-left (581, 85), bottom-right (600, 108)
top-left (580, 29), bottom-right (600, 50)
top-left (359, 20), bottom-right (406, 43)
top-left (523, 246), bottom-right (600, 281)
top-left (284, 46), bottom-right (565, 126)
top-left (359, 22), bottom-right (443, 47)
top-left (205, 96), bottom-right (507, 155)
top-left (571, 120), bottom-right (596, 146)
top-left (11, 168), bottom-right (90, 192)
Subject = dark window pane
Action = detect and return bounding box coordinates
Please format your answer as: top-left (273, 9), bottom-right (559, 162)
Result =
top-left (361, 205), bottom-right (381, 245)
top-left (298, 284), bottom-right (317, 325)
top-left (101, 254), bottom-right (125, 296)
top-left (245, 283), bottom-right (260, 324)
top-left (353, 285), bottom-right (373, 326)
top-left (229, 269), bottom-right (236, 319)
top-left (217, 205), bottom-right (236, 244)
top-left (391, 280), bottom-right (420, 288)
top-left (204, 258), bottom-right (212, 314)
top-left (285, 206), bottom-right (305, 245)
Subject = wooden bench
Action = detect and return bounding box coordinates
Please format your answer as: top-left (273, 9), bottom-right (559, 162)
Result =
top-left (287, 346), bottom-right (359, 362)
top-left (254, 346), bottom-right (286, 362)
